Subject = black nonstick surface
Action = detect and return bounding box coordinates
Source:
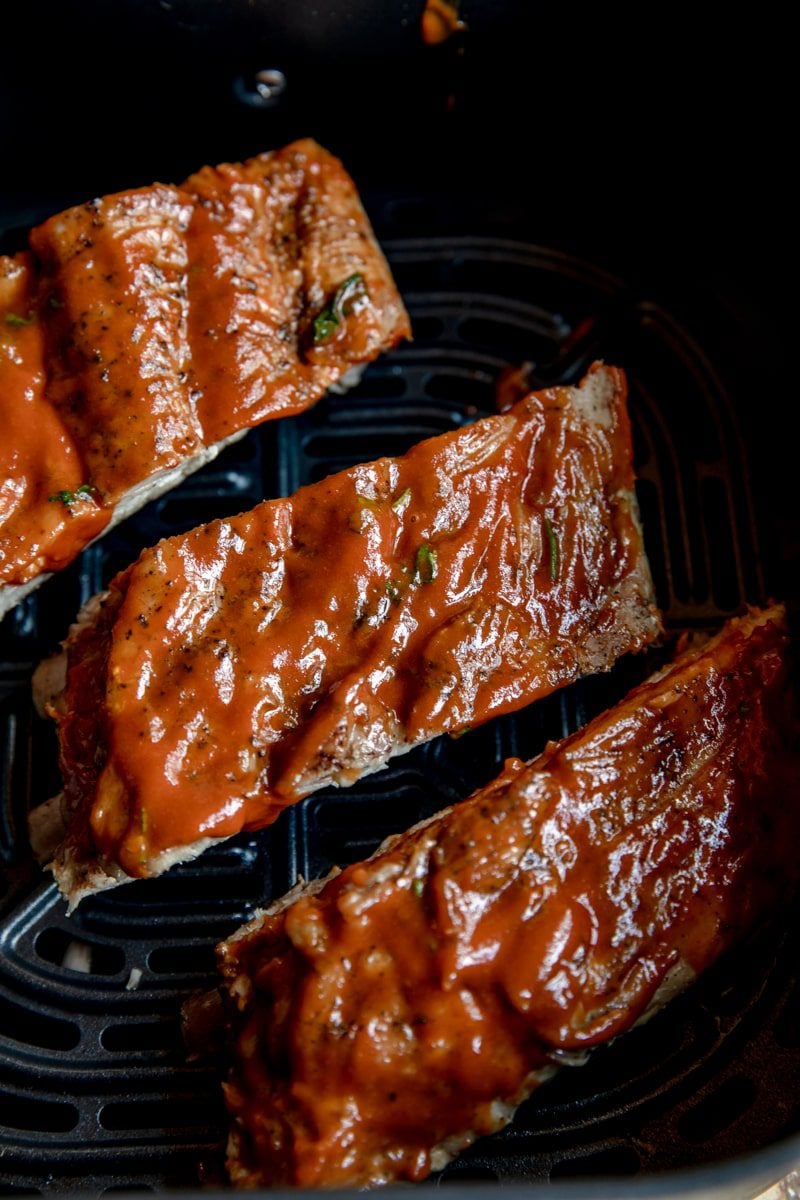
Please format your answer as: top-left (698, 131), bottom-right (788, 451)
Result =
top-left (1, 3), bottom-right (797, 1196)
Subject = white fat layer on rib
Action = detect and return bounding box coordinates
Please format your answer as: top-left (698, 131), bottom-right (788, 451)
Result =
top-left (49, 830), bottom-right (231, 913)
top-left (570, 365), bottom-right (614, 427)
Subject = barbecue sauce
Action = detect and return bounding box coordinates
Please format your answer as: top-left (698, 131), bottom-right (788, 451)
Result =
top-left (0, 254), bottom-right (109, 585)
top-left (52, 365), bottom-right (660, 885)
top-left (217, 607), bottom-right (798, 1188)
top-left (0, 141), bottom-right (410, 591)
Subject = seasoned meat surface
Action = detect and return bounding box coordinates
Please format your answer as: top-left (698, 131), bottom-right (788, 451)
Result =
top-left (183, 143), bottom-right (409, 441)
top-left (217, 605), bottom-right (798, 1189)
top-left (37, 364), bottom-right (660, 905)
top-left (31, 186), bottom-right (203, 495)
top-left (0, 253), bottom-right (108, 585)
top-left (0, 139), bottom-right (410, 604)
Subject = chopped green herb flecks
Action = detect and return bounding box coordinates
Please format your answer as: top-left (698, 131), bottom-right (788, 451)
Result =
top-left (349, 495), bottom-right (383, 532)
top-left (48, 483), bottom-right (96, 508)
top-left (391, 487), bottom-right (412, 513)
top-left (313, 273), bottom-right (368, 343)
top-left (48, 295), bottom-right (64, 310)
top-left (4, 311), bottom-right (36, 327)
top-left (450, 726), bottom-right (471, 740)
top-left (385, 580), bottom-right (403, 603)
top-left (414, 543), bottom-right (438, 584)
top-left (544, 516), bottom-right (559, 581)
top-left (412, 878), bottom-right (425, 898)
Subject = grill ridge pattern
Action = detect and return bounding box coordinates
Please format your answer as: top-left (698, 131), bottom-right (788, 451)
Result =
top-left (1, 237), bottom-right (794, 1194)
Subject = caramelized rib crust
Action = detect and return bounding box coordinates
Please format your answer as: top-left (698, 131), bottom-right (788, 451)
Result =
top-left (40, 364), bottom-right (659, 903)
top-left (217, 606), bottom-right (798, 1189)
top-left (0, 139), bottom-right (410, 597)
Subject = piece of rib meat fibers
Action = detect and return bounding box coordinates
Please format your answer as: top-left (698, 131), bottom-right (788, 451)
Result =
top-left (216, 604), bottom-right (798, 1189)
top-left (0, 138), bottom-right (410, 615)
top-left (33, 363), bottom-right (660, 906)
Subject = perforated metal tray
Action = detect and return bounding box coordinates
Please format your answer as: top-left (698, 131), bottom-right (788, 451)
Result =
top-left (1, 237), bottom-right (798, 1196)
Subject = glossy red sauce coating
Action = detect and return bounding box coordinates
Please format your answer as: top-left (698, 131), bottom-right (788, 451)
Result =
top-left (31, 186), bottom-right (203, 495)
top-left (217, 606), bottom-right (798, 1189)
top-left (0, 254), bottom-right (108, 585)
top-left (0, 140), bottom-right (409, 590)
top-left (48, 364), bottom-right (659, 896)
top-left (183, 145), bottom-right (401, 442)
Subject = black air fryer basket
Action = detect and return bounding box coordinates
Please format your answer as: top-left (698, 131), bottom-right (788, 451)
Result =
top-left (1, 4), bottom-right (797, 1196)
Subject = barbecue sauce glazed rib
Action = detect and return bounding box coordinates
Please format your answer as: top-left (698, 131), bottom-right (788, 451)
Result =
top-left (0, 253), bottom-right (109, 581)
top-left (43, 364), bottom-right (660, 901)
top-left (183, 143), bottom-right (407, 441)
top-left (216, 606), bottom-right (799, 1189)
top-left (0, 139), bottom-right (410, 592)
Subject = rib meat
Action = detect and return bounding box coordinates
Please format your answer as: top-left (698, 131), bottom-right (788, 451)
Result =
top-left (0, 253), bottom-right (108, 584)
top-left (216, 605), bottom-right (798, 1189)
top-left (0, 139), bottom-right (410, 614)
top-left (33, 363), bottom-right (660, 906)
